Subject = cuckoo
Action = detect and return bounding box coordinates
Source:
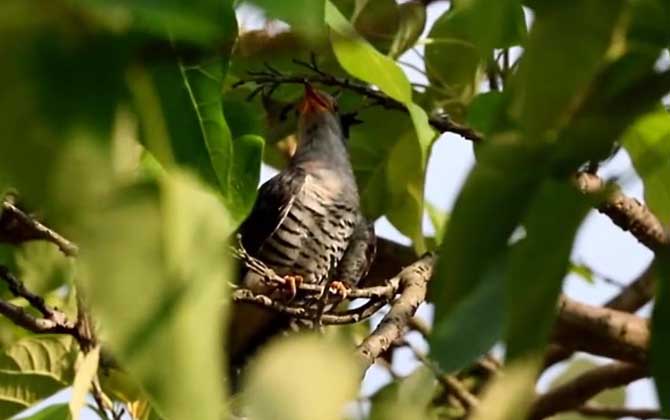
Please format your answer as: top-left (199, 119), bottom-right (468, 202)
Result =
top-left (228, 84), bottom-right (376, 376)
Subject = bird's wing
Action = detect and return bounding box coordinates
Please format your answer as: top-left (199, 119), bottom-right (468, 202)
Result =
top-left (334, 217), bottom-right (376, 287)
top-left (238, 167), bottom-right (307, 256)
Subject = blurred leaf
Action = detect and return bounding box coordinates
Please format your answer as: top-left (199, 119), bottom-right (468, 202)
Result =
top-left (569, 263), bottom-right (595, 284)
top-left (21, 403), bottom-right (71, 420)
top-left (510, 0), bottom-right (626, 138)
top-left (469, 359), bottom-right (539, 420)
top-left (466, 91), bottom-right (507, 136)
top-left (245, 0), bottom-right (325, 39)
top-left (69, 346), bottom-right (100, 420)
top-left (651, 250), bottom-right (670, 415)
top-left (622, 109), bottom-right (670, 222)
top-left (505, 181), bottom-right (591, 360)
top-left (628, 0), bottom-right (670, 49)
top-left (14, 242), bottom-right (73, 296)
top-left (78, 172), bottom-right (231, 419)
top-left (430, 263), bottom-right (504, 373)
top-left (73, 0), bottom-right (236, 46)
top-left (389, 0), bottom-right (427, 58)
top-left (432, 135), bottom-right (545, 323)
top-left (0, 335), bottom-right (77, 418)
top-left (242, 334), bottom-right (358, 420)
top-left (425, 201), bottom-right (448, 244)
top-left (549, 359), bottom-right (625, 420)
top-left (353, 0), bottom-right (400, 54)
top-left (425, 0), bottom-right (524, 108)
top-left (369, 366), bottom-right (437, 420)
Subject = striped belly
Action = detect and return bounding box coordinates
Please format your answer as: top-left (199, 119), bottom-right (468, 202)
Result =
top-left (258, 185), bottom-right (357, 285)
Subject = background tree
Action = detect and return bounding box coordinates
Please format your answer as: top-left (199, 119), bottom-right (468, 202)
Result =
top-left (0, 0), bottom-right (669, 419)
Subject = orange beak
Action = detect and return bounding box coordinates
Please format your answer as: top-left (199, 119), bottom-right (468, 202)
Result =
top-left (298, 84), bottom-right (331, 114)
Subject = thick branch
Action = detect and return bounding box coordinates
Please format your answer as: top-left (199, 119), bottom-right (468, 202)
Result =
top-left (552, 295), bottom-right (649, 364)
top-left (529, 362), bottom-right (647, 420)
top-left (574, 172), bottom-right (669, 251)
top-left (357, 253), bottom-right (435, 366)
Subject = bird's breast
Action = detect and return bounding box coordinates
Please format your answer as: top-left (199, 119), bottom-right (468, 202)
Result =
top-left (258, 173), bottom-right (359, 285)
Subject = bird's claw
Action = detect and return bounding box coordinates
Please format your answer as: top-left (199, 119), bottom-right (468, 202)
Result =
top-left (328, 281), bottom-right (350, 300)
top-left (280, 274), bottom-right (303, 301)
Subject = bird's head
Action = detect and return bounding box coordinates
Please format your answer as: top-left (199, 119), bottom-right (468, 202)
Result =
top-left (296, 84), bottom-right (344, 145)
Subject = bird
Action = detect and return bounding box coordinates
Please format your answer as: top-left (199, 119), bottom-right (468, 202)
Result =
top-left (227, 83), bottom-right (376, 382)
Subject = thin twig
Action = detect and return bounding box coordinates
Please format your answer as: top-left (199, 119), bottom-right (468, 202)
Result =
top-left (0, 199), bottom-right (79, 256)
top-left (576, 403), bottom-right (665, 419)
top-left (405, 339), bottom-right (480, 411)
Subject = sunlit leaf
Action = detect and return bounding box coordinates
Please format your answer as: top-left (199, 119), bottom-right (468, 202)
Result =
top-left (21, 403), bottom-right (71, 420)
top-left (78, 172), bottom-right (231, 419)
top-left (369, 366), bottom-right (437, 420)
top-left (242, 334), bottom-right (358, 420)
top-left (0, 335), bottom-right (77, 418)
top-left (69, 346), bottom-right (100, 420)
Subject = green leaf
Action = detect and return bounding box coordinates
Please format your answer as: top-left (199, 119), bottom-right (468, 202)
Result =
top-left (466, 91), bottom-right (507, 136)
top-left (242, 334), bottom-right (358, 420)
top-left (388, 0), bottom-right (426, 58)
top-left (349, 108), bottom-right (425, 250)
top-left (651, 249), bottom-right (670, 416)
top-left (622, 109), bottom-right (670, 223)
top-left (73, 0), bottom-right (237, 46)
top-left (430, 264), bottom-right (504, 373)
top-left (432, 136), bottom-right (545, 323)
top-left (469, 359), bottom-right (539, 420)
top-left (425, 201), bottom-right (448, 244)
top-left (134, 51), bottom-right (263, 230)
top-left (510, 0), bottom-right (626, 138)
top-left (245, 0), bottom-right (325, 39)
top-left (0, 335), bottom-right (77, 418)
top-left (21, 403), bottom-right (71, 420)
top-left (77, 172), bottom-right (231, 420)
top-left (549, 359), bottom-right (626, 420)
top-left (505, 181), bottom-right (591, 360)
top-left (369, 366), bottom-right (437, 420)
top-left (353, 0), bottom-right (400, 54)
top-left (569, 263), bottom-right (595, 284)
top-left (69, 346), bottom-right (100, 420)
top-left (425, 0), bottom-right (524, 108)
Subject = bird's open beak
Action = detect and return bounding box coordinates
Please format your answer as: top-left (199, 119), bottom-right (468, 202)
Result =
top-left (298, 84), bottom-right (331, 114)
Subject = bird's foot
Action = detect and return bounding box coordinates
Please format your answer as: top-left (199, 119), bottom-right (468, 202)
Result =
top-left (328, 281), bottom-right (351, 300)
top-left (280, 274), bottom-right (303, 301)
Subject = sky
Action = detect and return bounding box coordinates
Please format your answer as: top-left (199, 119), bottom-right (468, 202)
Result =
top-left (17, 1), bottom-right (666, 419)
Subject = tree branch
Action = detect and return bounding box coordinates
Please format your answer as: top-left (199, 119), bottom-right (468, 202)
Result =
top-left (529, 362), bottom-right (647, 420)
top-left (576, 403), bottom-right (665, 419)
top-left (357, 253), bottom-right (435, 365)
top-left (0, 198), bottom-right (79, 256)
